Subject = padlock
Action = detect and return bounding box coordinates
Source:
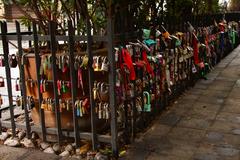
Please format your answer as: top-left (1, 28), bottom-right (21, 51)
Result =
top-left (105, 103), bottom-right (109, 119)
top-left (93, 81), bottom-right (98, 100)
top-left (16, 96), bottom-right (21, 107)
top-left (143, 91), bottom-right (151, 112)
top-left (116, 69), bottom-right (121, 87)
top-left (102, 103), bottom-right (106, 119)
top-left (192, 63), bottom-right (197, 73)
top-left (62, 55), bottom-right (69, 73)
top-left (136, 97), bottom-right (142, 112)
top-left (30, 79), bottom-right (34, 88)
top-left (0, 56), bottom-right (5, 67)
top-left (81, 55), bottom-right (89, 69)
top-left (40, 80), bottom-right (44, 93)
top-left (101, 57), bottom-right (109, 72)
top-left (47, 55), bottom-right (52, 70)
top-left (58, 55), bottom-right (63, 70)
top-left (30, 96), bottom-right (35, 109)
top-left (79, 100), bottom-right (83, 117)
top-left (0, 94), bottom-right (3, 106)
top-left (62, 81), bottom-right (67, 93)
top-left (93, 56), bottom-right (101, 71)
top-left (74, 55), bottom-right (80, 70)
top-left (80, 100), bottom-right (84, 116)
top-left (15, 78), bottom-right (20, 91)
top-left (99, 82), bottom-right (109, 102)
top-left (66, 99), bottom-right (70, 111)
top-left (50, 99), bottom-right (54, 112)
top-left (41, 99), bottom-right (47, 110)
top-left (43, 80), bottom-right (47, 92)
top-left (43, 56), bottom-right (48, 75)
top-left (127, 83), bottom-right (134, 98)
top-left (98, 103), bottom-right (102, 119)
top-left (115, 48), bottom-right (119, 62)
top-left (75, 100), bottom-right (80, 117)
top-left (59, 99), bottom-right (63, 112)
top-left (57, 80), bottom-right (61, 95)
top-left (9, 54), bottom-right (18, 68)
top-left (0, 77), bottom-right (4, 87)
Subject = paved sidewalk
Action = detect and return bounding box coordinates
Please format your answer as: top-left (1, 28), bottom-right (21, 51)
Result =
top-left (126, 46), bottom-right (240, 160)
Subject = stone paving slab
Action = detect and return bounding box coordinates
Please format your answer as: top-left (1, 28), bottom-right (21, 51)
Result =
top-left (126, 46), bottom-right (240, 159)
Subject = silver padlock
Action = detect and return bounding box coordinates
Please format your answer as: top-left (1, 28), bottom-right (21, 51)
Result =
top-left (105, 103), bottom-right (109, 119)
top-left (101, 57), bottom-right (109, 72)
top-left (98, 103), bottom-right (102, 119)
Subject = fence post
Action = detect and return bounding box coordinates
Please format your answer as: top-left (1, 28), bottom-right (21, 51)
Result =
top-left (49, 21), bottom-right (62, 144)
top-left (86, 18), bottom-right (98, 150)
top-left (107, 16), bottom-right (118, 156)
top-left (16, 21), bottom-right (31, 138)
top-left (67, 21), bottom-right (80, 147)
top-left (0, 21), bottom-right (16, 137)
top-left (32, 21), bottom-right (47, 141)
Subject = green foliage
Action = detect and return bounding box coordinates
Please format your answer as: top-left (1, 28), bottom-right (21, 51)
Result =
top-left (2, 0), bottom-right (222, 34)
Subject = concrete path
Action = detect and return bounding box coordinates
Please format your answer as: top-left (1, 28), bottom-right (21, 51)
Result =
top-left (126, 46), bottom-right (240, 160)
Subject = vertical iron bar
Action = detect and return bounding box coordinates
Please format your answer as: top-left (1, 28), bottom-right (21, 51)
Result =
top-left (32, 22), bottom-right (46, 141)
top-left (16, 21), bottom-right (31, 138)
top-left (107, 17), bottom-right (118, 156)
top-left (28, 26), bottom-right (32, 47)
top-left (49, 21), bottom-right (62, 144)
top-left (0, 21), bottom-right (16, 137)
top-left (86, 18), bottom-right (97, 150)
top-left (67, 21), bottom-right (80, 147)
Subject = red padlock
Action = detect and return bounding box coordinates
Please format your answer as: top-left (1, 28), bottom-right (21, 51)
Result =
top-left (15, 78), bottom-right (20, 91)
top-left (0, 77), bottom-right (4, 87)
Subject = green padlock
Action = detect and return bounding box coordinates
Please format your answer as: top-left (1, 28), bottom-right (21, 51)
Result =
top-left (143, 91), bottom-right (151, 112)
top-left (62, 81), bottom-right (67, 93)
